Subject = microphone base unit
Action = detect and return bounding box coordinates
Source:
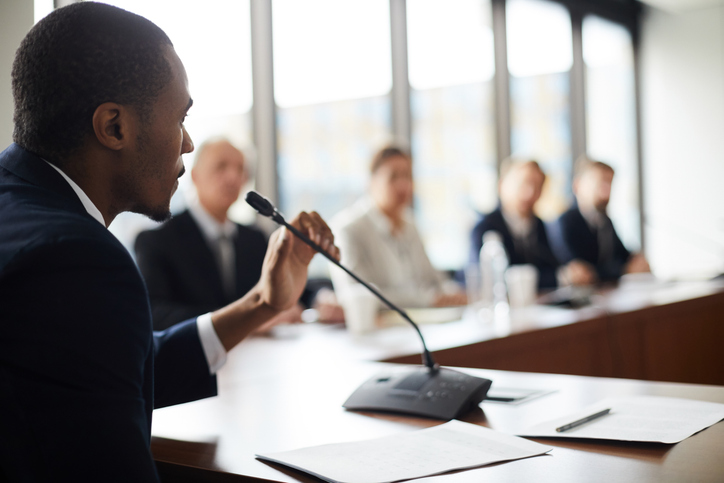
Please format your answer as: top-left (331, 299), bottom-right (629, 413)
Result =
top-left (343, 366), bottom-right (492, 420)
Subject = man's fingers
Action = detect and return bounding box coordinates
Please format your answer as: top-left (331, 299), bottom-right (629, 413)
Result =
top-left (309, 211), bottom-right (340, 261)
top-left (293, 211), bottom-right (338, 260)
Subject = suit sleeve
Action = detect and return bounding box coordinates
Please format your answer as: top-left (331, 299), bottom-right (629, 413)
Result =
top-left (153, 319), bottom-right (217, 409)
top-left (534, 221), bottom-right (561, 289)
top-left (547, 215), bottom-right (576, 264)
top-left (598, 226), bottom-right (631, 281)
top-left (135, 230), bottom-right (217, 330)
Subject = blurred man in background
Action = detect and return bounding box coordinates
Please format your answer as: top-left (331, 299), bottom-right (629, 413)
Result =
top-left (470, 159), bottom-right (595, 289)
top-left (135, 138), bottom-right (305, 330)
top-left (549, 157), bottom-right (649, 282)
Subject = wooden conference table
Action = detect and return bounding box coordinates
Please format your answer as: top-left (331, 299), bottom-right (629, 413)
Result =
top-left (151, 279), bottom-right (724, 482)
top-left (186, 278), bottom-right (724, 387)
top-left (382, 278), bottom-right (724, 385)
top-left (152, 363), bottom-right (724, 482)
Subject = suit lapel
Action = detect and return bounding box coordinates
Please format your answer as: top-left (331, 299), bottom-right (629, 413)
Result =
top-left (176, 212), bottom-right (228, 305)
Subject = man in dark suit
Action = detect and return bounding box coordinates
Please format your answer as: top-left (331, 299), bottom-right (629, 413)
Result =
top-left (470, 159), bottom-right (594, 289)
top-left (135, 139), bottom-right (280, 330)
top-left (0, 4), bottom-right (336, 482)
top-left (548, 158), bottom-right (649, 282)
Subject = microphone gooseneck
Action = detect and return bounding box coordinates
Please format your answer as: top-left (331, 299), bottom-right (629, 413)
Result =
top-left (245, 191), bottom-right (438, 371)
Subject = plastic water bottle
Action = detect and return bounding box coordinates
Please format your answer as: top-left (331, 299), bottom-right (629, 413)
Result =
top-left (479, 231), bottom-right (509, 317)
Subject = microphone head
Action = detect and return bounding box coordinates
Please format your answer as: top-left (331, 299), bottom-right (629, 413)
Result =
top-left (245, 191), bottom-right (276, 218)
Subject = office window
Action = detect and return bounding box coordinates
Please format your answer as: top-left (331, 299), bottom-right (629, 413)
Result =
top-left (273, 0), bottom-right (392, 220)
top-left (507, 0), bottom-right (573, 220)
top-left (407, 0), bottom-right (496, 270)
top-left (99, 0), bottom-right (254, 248)
top-left (583, 15), bottom-right (640, 250)
top-left (34, 0), bottom-right (53, 23)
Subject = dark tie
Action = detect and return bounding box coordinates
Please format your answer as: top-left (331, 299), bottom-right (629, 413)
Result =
top-left (217, 233), bottom-right (236, 301)
top-left (597, 216), bottom-right (614, 266)
top-left (513, 232), bottom-right (536, 264)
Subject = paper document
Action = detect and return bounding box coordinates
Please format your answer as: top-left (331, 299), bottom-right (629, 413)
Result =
top-left (484, 387), bottom-right (557, 405)
top-left (257, 420), bottom-right (552, 483)
top-left (518, 396), bottom-right (724, 444)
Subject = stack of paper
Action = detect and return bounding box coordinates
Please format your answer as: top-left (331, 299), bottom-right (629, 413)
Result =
top-left (257, 420), bottom-right (551, 483)
top-left (518, 396), bottom-right (724, 444)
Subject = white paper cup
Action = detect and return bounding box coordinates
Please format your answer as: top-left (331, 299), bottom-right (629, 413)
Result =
top-left (341, 287), bottom-right (380, 335)
top-left (505, 264), bottom-right (538, 308)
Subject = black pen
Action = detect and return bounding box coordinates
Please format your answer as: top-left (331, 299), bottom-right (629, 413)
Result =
top-left (556, 408), bottom-right (611, 432)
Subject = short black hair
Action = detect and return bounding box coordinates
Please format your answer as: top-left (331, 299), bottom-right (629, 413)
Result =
top-left (12, 2), bottom-right (173, 165)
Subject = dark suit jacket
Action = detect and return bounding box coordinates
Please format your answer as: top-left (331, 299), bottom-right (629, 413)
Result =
top-left (470, 207), bottom-right (560, 289)
top-left (0, 144), bottom-right (216, 482)
top-left (134, 211), bottom-right (267, 330)
top-left (548, 204), bottom-right (631, 281)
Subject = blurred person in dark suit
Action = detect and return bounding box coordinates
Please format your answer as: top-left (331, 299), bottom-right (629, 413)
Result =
top-left (135, 138), bottom-right (341, 331)
top-left (470, 159), bottom-right (595, 289)
top-left (135, 138), bottom-right (294, 330)
top-left (548, 157), bottom-right (649, 282)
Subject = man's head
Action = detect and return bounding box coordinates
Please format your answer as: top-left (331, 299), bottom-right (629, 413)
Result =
top-left (13, 2), bottom-right (172, 165)
top-left (573, 157), bottom-right (615, 213)
top-left (369, 146), bottom-right (414, 217)
top-left (191, 139), bottom-right (248, 222)
top-left (12, 2), bottom-right (194, 223)
top-left (498, 158), bottom-right (546, 218)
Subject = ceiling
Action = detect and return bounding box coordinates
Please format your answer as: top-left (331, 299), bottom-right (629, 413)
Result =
top-left (638, 0), bottom-right (724, 13)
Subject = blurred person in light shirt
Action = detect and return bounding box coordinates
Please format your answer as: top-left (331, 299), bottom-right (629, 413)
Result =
top-left (331, 146), bottom-right (466, 318)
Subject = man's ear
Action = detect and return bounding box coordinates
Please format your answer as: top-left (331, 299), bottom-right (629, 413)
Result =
top-left (92, 102), bottom-right (131, 151)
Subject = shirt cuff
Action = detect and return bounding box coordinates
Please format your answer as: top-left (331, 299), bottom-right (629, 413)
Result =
top-left (196, 312), bottom-right (227, 374)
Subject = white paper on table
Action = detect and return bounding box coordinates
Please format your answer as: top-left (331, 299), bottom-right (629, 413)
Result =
top-left (517, 396), bottom-right (724, 444)
top-left (256, 420), bottom-right (552, 483)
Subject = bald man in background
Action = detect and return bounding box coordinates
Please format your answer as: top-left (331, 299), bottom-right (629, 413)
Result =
top-left (135, 138), bottom-right (303, 330)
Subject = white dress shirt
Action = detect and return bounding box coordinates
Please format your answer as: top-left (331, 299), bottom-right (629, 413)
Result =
top-left (501, 207), bottom-right (535, 259)
top-left (187, 198), bottom-right (238, 245)
top-left (45, 161), bottom-right (227, 374)
top-left (330, 197), bottom-right (443, 308)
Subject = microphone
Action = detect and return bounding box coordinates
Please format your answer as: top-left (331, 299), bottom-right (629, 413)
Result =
top-left (245, 191), bottom-right (436, 369)
top-left (246, 191), bottom-right (492, 420)
top-left (245, 191), bottom-right (278, 219)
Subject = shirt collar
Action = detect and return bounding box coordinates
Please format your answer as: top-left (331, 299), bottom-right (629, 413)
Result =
top-left (501, 206), bottom-right (533, 239)
top-left (43, 161), bottom-right (106, 227)
top-left (188, 197), bottom-right (237, 242)
top-left (579, 205), bottom-right (606, 229)
top-left (364, 197), bottom-right (412, 238)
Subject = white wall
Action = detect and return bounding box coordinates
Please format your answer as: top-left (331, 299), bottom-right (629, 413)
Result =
top-left (0, 0), bottom-right (34, 149)
top-left (640, 4), bottom-right (724, 279)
